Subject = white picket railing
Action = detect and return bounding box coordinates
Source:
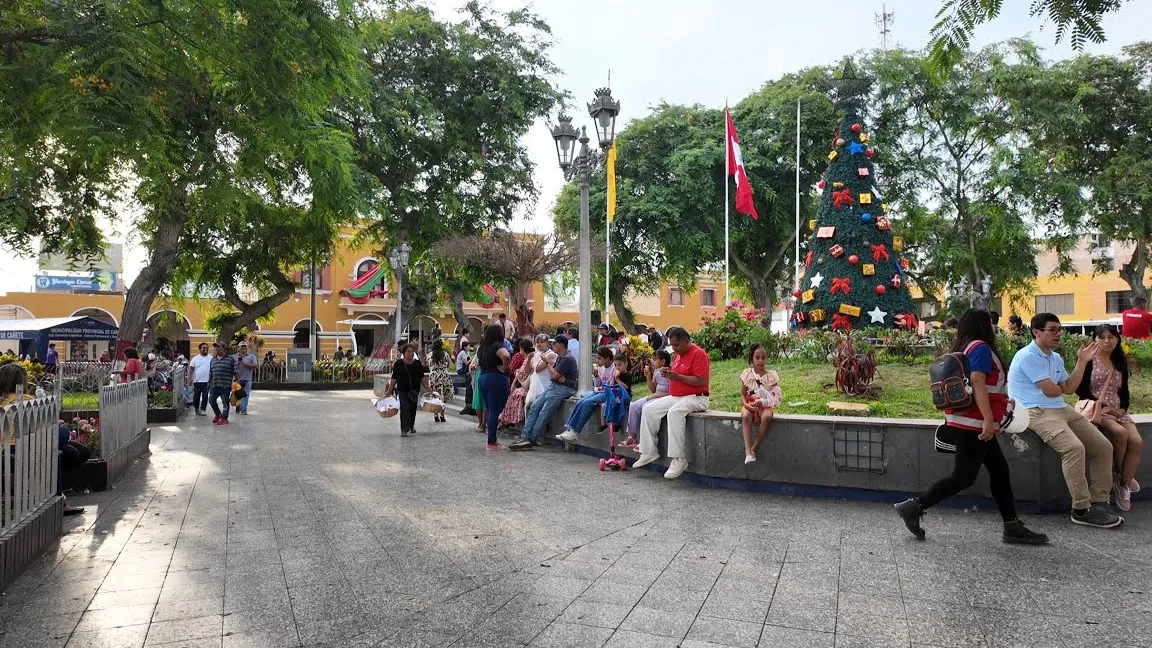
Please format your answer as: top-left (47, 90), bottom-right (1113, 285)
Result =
top-left (98, 379), bottom-right (148, 459)
top-left (1, 390), bottom-right (61, 537)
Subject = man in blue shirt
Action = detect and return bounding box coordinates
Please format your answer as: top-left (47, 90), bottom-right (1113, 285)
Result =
top-left (1007, 313), bottom-right (1121, 529)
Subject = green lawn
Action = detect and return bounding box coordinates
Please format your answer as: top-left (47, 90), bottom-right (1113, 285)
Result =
top-left (630, 358), bottom-right (1152, 419)
top-left (62, 392), bottom-right (100, 411)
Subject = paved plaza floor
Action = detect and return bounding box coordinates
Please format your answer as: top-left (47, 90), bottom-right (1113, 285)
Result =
top-left (1, 389), bottom-right (1151, 648)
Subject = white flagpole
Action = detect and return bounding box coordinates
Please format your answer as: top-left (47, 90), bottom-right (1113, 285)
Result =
top-left (794, 98), bottom-right (801, 295)
top-left (724, 105), bottom-right (731, 307)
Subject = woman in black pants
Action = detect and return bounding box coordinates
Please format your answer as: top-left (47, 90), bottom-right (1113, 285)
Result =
top-left (384, 344), bottom-right (431, 437)
top-left (894, 309), bottom-right (1048, 545)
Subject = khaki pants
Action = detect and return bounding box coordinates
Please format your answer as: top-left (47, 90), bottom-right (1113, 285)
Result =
top-left (1027, 405), bottom-right (1114, 510)
top-left (639, 394), bottom-right (709, 460)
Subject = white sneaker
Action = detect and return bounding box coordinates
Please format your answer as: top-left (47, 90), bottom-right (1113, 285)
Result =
top-left (744, 454), bottom-right (756, 465)
top-left (632, 454), bottom-right (659, 469)
top-left (557, 429), bottom-right (579, 443)
top-left (664, 458), bottom-right (688, 479)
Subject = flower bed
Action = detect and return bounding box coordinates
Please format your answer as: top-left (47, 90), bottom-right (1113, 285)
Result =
top-left (61, 416), bottom-right (102, 456)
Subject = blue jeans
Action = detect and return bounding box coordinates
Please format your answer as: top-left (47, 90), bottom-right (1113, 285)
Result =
top-left (478, 372), bottom-right (510, 444)
top-left (238, 379), bottom-right (252, 411)
top-left (564, 391), bottom-right (607, 435)
top-left (522, 384), bottom-right (576, 442)
top-left (208, 386), bottom-right (231, 419)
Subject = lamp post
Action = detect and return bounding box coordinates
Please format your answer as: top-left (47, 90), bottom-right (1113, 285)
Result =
top-left (389, 242), bottom-right (412, 347)
top-left (549, 88), bottom-right (620, 395)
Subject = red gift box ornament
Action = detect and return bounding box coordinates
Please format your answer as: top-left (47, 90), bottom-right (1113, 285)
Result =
top-left (830, 244), bottom-right (845, 258)
top-left (895, 313), bottom-right (918, 331)
top-left (832, 188), bottom-right (854, 209)
top-left (830, 277), bottom-right (851, 295)
top-left (794, 311), bottom-right (807, 323)
top-left (891, 273), bottom-right (902, 289)
top-left (831, 313), bottom-right (853, 331)
top-left (875, 215), bottom-right (890, 230)
top-left (870, 243), bottom-right (890, 262)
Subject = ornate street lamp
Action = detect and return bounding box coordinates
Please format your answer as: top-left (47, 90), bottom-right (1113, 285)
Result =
top-left (389, 243), bottom-right (413, 346)
top-left (548, 87), bottom-right (620, 395)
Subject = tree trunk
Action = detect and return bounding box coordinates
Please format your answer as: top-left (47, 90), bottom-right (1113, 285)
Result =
top-left (610, 291), bottom-right (636, 334)
top-left (509, 281), bottom-right (534, 335)
top-left (219, 291), bottom-right (295, 344)
top-left (1119, 239), bottom-right (1150, 304)
top-left (117, 208), bottom-right (187, 358)
top-left (449, 289), bottom-right (473, 339)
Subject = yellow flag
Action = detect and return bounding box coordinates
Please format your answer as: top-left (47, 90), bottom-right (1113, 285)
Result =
top-left (606, 141), bottom-right (617, 222)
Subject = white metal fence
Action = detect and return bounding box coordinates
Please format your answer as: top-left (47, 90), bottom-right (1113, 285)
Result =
top-left (170, 364), bottom-right (186, 410)
top-left (1, 389), bottom-right (61, 537)
top-left (98, 379), bottom-right (148, 459)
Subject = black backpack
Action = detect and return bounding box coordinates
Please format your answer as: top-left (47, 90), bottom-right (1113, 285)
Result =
top-left (929, 343), bottom-right (977, 410)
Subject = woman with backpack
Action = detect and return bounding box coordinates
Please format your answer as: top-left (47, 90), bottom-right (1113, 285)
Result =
top-left (894, 309), bottom-right (1049, 545)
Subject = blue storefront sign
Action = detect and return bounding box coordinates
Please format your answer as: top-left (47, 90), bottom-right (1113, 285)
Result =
top-left (34, 271), bottom-right (116, 292)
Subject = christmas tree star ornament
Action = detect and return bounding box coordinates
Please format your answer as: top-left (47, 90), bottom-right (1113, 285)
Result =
top-left (867, 306), bottom-right (888, 324)
top-left (832, 188), bottom-right (854, 208)
top-left (846, 141), bottom-right (865, 156)
top-left (810, 272), bottom-right (825, 289)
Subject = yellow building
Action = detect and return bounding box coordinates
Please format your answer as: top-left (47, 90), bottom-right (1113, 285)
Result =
top-left (0, 234), bottom-right (726, 360)
top-left (1007, 235), bottom-right (1144, 333)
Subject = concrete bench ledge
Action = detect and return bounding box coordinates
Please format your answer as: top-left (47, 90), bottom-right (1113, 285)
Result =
top-left (540, 399), bottom-right (1151, 513)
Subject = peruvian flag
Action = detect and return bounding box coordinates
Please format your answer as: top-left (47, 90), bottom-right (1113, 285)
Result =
top-left (725, 108), bottom-right (759, 220)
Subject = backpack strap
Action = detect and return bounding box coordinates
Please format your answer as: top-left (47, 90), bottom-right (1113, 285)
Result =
top-left (963, 340), bottom-right (1006, 393)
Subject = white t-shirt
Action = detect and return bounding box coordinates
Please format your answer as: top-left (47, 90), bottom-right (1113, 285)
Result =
top-left (532, 350), bottom-right (557, 393)
top-left (188, 353), bottom-right (213, 383)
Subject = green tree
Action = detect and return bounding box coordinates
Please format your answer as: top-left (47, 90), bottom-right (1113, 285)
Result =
top-left (865, 43), bottom-right (1078, 315)
top-left (796, 61), bottom-right (915, 330)
top-left (929, 0), bottom-right (1133, 71)
top-left (1004, 43), bottom-right (1152, 301)
top-left (342, 2), bottom-right (563, 342)
top-left (0, 0), bottom-right (363, 355)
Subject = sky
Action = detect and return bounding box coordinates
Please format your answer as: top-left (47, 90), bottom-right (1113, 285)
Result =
top-left (3, 0), bottom-right (1151, 296)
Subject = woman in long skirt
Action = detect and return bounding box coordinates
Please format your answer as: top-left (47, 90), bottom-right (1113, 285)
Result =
top-left (499, 338), bottom-right (535, 429)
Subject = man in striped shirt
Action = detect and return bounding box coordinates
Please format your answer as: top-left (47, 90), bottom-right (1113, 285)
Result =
top-left (208, 342), bottom-right (238, 426)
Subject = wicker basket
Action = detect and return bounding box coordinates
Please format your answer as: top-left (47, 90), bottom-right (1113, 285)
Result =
top-left (373, 397), bottom-right (400, 419)
top-left (421, 393), bottom-right (445, 414)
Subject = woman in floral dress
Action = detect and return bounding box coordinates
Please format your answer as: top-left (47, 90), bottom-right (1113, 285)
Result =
top-left (1076, 324), bottom-right (1143, 512)
top-left (499, 338), bottom-right (535, 429)
top-left (426, 340), bottom-right (453, 422)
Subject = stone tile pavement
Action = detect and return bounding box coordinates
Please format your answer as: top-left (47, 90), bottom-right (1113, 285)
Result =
top-left (1, 389), bottom-right (1150, 648)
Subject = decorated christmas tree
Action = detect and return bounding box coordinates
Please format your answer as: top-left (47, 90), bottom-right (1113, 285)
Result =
top-left (795, 60), bottom-right (916, 331)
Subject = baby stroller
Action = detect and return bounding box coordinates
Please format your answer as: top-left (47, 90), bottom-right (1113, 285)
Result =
top-left (598, 383), bottom-right (632, 472)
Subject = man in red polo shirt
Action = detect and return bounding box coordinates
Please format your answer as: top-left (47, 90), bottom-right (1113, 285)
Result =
top-left (633, 326), bottom-right (711, 479)
top-left (1122, 297), bottom-right (1152, 340)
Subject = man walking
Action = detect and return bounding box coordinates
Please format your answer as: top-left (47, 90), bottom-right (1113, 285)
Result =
top-left (1008, 313), bottom-right (1122, 528)
top-left (510, 335), bottom-right (578, 450)
top-left (188, 343), bottom-right (212, 416)
top-left (234, 341), bottom-right (258, 415)
top-left (44, 343), bottom-right (58, 375)
top-left (633, 327), bottom-right (711, 480)
top-left (208, 342), bottom-right (238, 426)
